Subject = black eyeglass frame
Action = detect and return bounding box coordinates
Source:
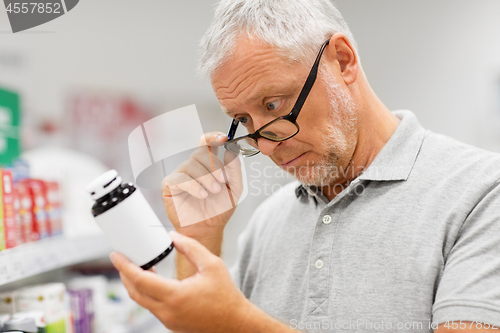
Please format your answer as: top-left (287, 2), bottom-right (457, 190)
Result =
top-left (224, 38), bottom-right (331, 156)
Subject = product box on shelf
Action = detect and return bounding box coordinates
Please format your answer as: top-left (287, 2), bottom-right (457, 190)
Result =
top-left (63, 292), bottom-right (75, 333)
top-left (15, 181), bottom-right (34, 243)
top-left (67, 289), bottom-right (94, 333)
top-left (28, 179), bottom-right (51, 239)
top-left (106, 278), bottom-right (146, 329)
top-left (20, 179), bottom-right (50, 241)
top-left (1, 170), bottom-right (17, 249)
top-left (0, 87), bottom-right (21, 167)
top-left (67, 276), bottom-right (107, 333)
top-left (11, 158), bottom-right (30, 184)
top-left (12, 185), bottom-right (23, 247)
top-left (45, 182), bottom-right (62, 237)
top-left (1, 276), bottom-right (152, 333)
top-left (14, 283), bottom-right (66, 333)
top-left (0, 292), bottom-right (16, 315)
top-left (0, 185), bottom-right (4, 251)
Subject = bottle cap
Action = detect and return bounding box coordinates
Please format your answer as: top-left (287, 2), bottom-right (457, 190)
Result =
top-left (86, 169), bottom-right (123, 200)
top-left (1, 317), bottom-right (37, 333)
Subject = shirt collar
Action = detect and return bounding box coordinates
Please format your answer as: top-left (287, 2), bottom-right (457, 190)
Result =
top-left (296, 110), bottom-right (426, 199)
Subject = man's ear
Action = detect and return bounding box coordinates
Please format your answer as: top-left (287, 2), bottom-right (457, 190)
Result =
top-left (325, 33), bottom-right (359, 85)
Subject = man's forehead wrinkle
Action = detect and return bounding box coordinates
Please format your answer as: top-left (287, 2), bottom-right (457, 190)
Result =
top-left (216, 68), bottom-right (254, 101)
top-left (213, 39), bottom-right (291, 114)
top-left (213, 52), bottom-right (263, 101)
top-left (216, 75), bottom-right (258, 110)
top-left (216, 64), bottom-right (277, 112)
top-left (221, 83), bottom-right (262, 117)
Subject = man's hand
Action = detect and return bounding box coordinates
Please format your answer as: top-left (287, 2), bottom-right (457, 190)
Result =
top-left (161, 132), bottom-right (242, 237)
top-left (110, 231), bottom-right (252, 333)
top-left (161, 131), bottom-right (243, 279)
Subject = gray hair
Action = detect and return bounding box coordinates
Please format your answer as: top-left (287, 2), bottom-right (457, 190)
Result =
top-left (197, 0), bottom-right (358, 78)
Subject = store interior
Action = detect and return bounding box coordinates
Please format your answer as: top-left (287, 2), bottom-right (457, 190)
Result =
top-left (0, 0), bottom-right (500, 332)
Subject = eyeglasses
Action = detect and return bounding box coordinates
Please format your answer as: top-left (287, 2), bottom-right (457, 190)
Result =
top-left (224, 38), bottom-right (331, 157)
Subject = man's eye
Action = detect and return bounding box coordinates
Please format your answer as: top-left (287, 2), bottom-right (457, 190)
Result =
top-left (237, 116), bottom-right (249, 125)
top-left (266, 100), bottom-right (282, 111)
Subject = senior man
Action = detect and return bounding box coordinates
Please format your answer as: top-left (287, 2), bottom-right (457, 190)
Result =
top-left (110, 0), bottom-right (500, 332)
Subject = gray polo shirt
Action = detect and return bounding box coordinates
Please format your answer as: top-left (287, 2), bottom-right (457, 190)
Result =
top-left (232, 110), bottom-right (500, 332)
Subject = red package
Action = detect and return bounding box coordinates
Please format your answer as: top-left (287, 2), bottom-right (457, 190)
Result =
top-left (1, 170), bottom-right (17, 249)
top-left (12, 185), bottom-right (23, 246)
top-left (46, 181), bottom-right (63, 236)
top-left (14, 181), bottom-right (33, 243)
top-left (22, 179), bottom-right (51, 239)
top-left (16, 181), bottom-right (35, 242)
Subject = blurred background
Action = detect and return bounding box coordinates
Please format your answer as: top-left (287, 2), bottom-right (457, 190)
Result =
top-left (0, 1), bottom-right (500, 332)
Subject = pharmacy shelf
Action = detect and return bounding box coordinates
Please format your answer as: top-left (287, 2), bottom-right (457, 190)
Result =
top-left (0, 234), bottom-right (112, 286)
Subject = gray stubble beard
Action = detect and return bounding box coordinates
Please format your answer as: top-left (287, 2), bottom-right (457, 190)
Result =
top-left (292, 66), bottom-right (358, 187)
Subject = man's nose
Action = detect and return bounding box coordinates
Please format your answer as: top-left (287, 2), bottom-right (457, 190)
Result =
top-left (257, 138), bottom-right (280, 156)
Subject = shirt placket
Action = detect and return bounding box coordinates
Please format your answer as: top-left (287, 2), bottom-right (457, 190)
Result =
top-left (305, 180), bottom-right (362, 318)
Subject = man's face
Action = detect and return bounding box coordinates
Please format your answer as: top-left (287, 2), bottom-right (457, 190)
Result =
top-left (211, 37), bottom-right (359, 186)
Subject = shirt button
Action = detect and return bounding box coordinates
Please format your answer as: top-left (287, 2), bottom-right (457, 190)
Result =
top-left (322, 215), bottom-right (332, 224)
top-left (315, 259), bottom-right (324, 269)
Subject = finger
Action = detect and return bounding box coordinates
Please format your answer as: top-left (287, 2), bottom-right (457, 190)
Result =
top-left (110, 252), bottom-right (179, 301)
top-left (164, 173), bottom-right (208, 199)
top-left (191, 145), bottom-right (226, 183)
top-left (207, 133), bottom-right (229, 157)
top-left (120, 272), bottom-right (162, 309)
top-left (168, 153), bottom-right (221, 193)
top-left (169, 231), bottom-right (220, 272)
top-left (179, 159), bottom-right (225, 194)
top-left (160, 177), bottom-right (172, 196)
top-left (223, 151), bottom-right (243, 190)
top-left (148, 266), bottom-right (157, 274)
top-left (200, 132), bottom-right (228, 163)
top-left (199, 131), bottom-right (227, 149)
top-left (199, 132), bottom-right (227, 160)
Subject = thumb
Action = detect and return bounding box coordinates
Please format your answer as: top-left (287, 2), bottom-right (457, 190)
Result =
top-left (223, 151), bottom-right (243, 195)
top-left (169, 231), bottom-right (215, 272)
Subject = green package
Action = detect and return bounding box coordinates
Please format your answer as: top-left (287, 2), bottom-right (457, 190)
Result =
top-left (0, 87), bottom-right (21, 166)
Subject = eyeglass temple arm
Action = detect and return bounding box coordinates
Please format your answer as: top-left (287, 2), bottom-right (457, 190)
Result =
top-left (288, 38), bottom-right (331, 123)
top-left (227, 118), bottom-right (239, 140)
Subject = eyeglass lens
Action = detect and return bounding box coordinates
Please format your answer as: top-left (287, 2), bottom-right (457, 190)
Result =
top-left (259, 119), bottom-right (298, 141)
top-left (225, 139), bottom-right (259, 157)
top-left (230, 118), bottom-right (299, 156)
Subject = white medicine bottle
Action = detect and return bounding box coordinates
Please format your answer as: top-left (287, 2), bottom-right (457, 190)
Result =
top-left (86, 170), bottom-right (174, 270)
